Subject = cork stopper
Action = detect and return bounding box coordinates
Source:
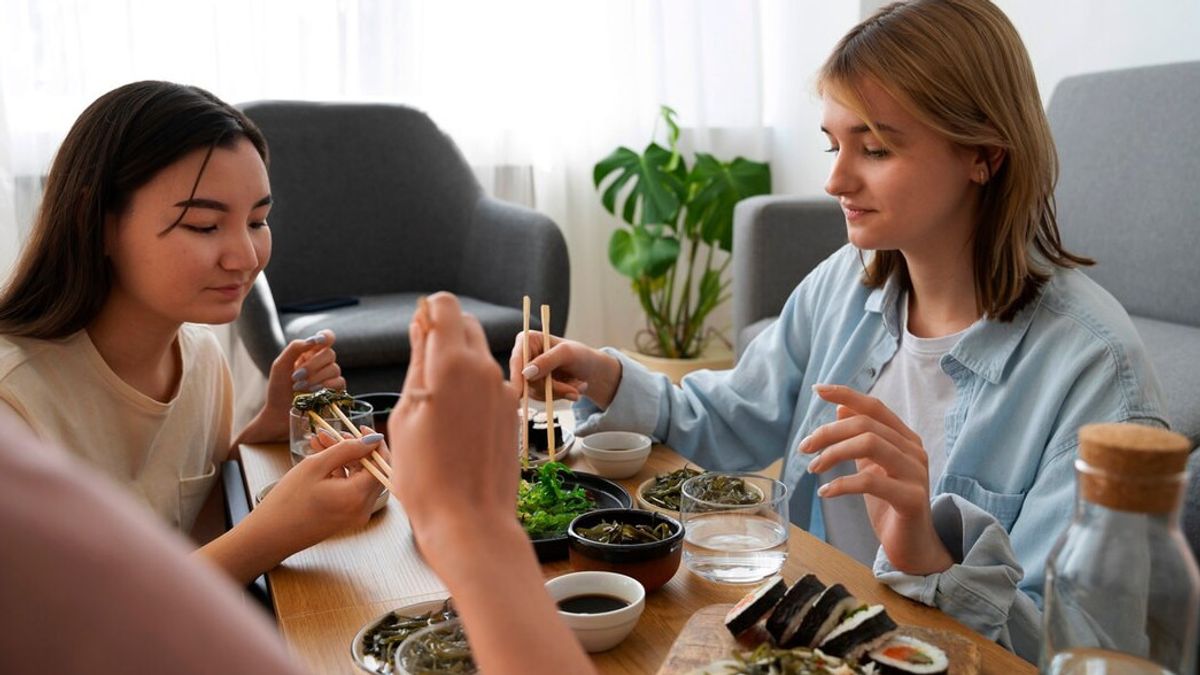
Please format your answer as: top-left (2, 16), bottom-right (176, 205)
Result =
top-left (1077, 423), bottom-right (1192, 513)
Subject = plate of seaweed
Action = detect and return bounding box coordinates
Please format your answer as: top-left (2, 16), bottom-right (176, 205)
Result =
top-left (518, 461), bottom-right (631, 562)
top-left (351, 598), bottom-right (457, 674)
top-left (636, 467), bottom-right (704, 516)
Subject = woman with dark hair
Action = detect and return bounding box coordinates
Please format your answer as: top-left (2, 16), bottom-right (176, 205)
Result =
top-left (511, 0), bottom-right (1167, 662)
top-left (0, 81), bottom-right (385, 584)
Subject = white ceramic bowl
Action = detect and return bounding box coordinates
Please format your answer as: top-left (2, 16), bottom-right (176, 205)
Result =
top-left (544, 571), bottom-right (645, 653)
top-left (579, 431), bottom-right (652, 479)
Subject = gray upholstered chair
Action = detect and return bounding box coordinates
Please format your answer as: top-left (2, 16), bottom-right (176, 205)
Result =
top-left (730, 61), bottom-right (1200, 450)
top-left (236, 102), bottom-right (569, 394)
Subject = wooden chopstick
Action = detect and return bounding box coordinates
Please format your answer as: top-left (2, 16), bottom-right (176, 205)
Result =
top-left (541, 304), bottom-right (554, 462)
top-left (305, 410), bottom-right (392, 491)
top-left (327, 405), bottom-right (392, 476)
top-left (521, 296), bottom-right (531, 468)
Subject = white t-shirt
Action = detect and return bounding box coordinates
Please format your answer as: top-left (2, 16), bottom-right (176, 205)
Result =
top-left (0, 324), bottom-right (234, 533)
top-left (822, 295), bottom-right (970, 564)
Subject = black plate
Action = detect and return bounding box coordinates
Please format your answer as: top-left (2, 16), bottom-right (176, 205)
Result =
top-left (520, 468), bottom-right (632, 562)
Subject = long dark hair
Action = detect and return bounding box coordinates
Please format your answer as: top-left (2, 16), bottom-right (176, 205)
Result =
top-left (0, 81), bottom-right (268, 338)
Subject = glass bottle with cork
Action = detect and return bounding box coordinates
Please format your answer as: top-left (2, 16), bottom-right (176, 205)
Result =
top-left (1042, 422), bottom-right (1198, 675)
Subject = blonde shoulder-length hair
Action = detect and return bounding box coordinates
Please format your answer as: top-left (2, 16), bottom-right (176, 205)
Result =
top-left (819, 0), bottom-right (1091, 321)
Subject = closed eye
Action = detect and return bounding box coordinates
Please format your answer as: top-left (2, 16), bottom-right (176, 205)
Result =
top-left (250, 220), bottom-right (269, 229)
top-left (182, 224), bottom-right (218, 234)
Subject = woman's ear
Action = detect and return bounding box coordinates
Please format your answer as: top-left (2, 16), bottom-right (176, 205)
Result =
top-left (970, 145), bottom-right (1006, 184)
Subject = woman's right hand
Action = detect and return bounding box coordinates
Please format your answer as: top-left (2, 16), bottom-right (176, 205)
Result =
top-left (508, 331), bottom-right (623, 410)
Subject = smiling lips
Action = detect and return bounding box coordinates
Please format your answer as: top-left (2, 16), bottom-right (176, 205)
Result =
top-left (841, 203), bottom-right (874, 221)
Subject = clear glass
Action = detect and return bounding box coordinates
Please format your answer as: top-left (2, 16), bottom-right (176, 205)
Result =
top-left (288, 399), bottom-right (374, 465)
top-left (1042, 463), bottom-right (1199, 675)
top-left (680, 472), bottom-right (789, 584)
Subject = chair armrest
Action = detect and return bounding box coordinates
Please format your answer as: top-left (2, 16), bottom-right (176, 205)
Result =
top-left (235, 275), bottom-right (288, 378)
top-left (457, 196), bottom-right (570, 335)
top-left (732, 195), bottom-right (845, 357)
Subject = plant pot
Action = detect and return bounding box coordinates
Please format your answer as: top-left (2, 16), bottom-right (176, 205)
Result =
top-left (621, 348), bottom-right (733, 384)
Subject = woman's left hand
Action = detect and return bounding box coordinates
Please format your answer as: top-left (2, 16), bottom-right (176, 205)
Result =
top-left (241, 329), bottom-right (347, 444)
top-left (799, 384), bottom-right (954, 575)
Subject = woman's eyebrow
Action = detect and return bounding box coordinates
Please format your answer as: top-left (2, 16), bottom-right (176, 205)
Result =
top-left (173, 195), bottom-right (272, 211)
top-left (819, 122), bottom-right (903, 136)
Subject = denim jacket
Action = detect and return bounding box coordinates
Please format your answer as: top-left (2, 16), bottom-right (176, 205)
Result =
top-left (575, 244), bottom-right (1168, 661)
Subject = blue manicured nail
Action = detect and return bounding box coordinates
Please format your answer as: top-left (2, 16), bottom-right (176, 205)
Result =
top-left (293, 380), bottom-right (309, 391)
top-left (361, 433), bottom-right (385, 444)
top-left (292, 367), bottom-right (308, 382)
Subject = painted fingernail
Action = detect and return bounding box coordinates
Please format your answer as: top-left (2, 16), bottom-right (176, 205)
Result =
top-left (807, 452), bottom-right (823, 474)
top-left (361, 433), bottom-right (385, 444)
top-left (317, 428), bottom-right (338, 441)
top-left (577, 382), bottom-right (589, 393)
top-left (305, 333), bottom-right (327, 345)
top-left (308, 383), bottom-right (324, 392)
top-left (293, 380), bottom-right (308, 391)
top-left (818, 483), bottom-right (830, 496)
top-left (797, 434), bottom-right (812, 453)
top-left (522, 364), bottom-right (540, 379)
top-left (812, 383), bottom-right (832, 393)
top-left (292, 367), bottom-right (308, 382)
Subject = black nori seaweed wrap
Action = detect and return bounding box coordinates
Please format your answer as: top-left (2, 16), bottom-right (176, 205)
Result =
top-left (819, 605), bottom-right (898, 660)
top-left (780, 583), bottom-right (859, 648)
top-left (764, 574), bottom-right (825, 644)
top-left (724, 575), bottom-right (787, 637)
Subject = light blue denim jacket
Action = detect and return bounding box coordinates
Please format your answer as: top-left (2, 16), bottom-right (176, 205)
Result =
top-left (575, 244), bottom-right (1168, 662)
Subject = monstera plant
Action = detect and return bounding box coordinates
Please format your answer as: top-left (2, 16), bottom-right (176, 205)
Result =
top-left (594, 106), bottom-right (771, 359)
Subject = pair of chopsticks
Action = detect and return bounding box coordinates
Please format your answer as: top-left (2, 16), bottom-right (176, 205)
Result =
top-left (305, 408), bottom-right (392, 491)
top-left (520, 296), bottom-right (556, 466)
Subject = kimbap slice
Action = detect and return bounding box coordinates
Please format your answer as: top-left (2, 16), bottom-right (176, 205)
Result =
top-left (780, 583), bottom-right (860, 648)
top-left (764, 574), bottom-right (825, 644)
top-left (867, 634), bottom-right (949, 675)
top-left (724, 575), bottom-right (787, 637)
top-left (819, 604), bottom-right (898, 660)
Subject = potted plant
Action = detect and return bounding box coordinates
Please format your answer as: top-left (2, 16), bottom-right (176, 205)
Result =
top-left (593, 106), bottom-right (771, 380)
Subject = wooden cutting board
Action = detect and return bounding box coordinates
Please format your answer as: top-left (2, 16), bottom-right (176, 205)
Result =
top-left (656, 603), bottom-right (980, 674)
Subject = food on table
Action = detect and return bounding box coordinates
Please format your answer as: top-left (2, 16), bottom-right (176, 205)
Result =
top-left (819, 604), bottom-right (898, 660)
top-left (867, 634), bottom-right (949, 675)
top-left (687, 473), bottom-right (763, 506)
top-left (359, 600), bottom-right (456, 674)
top-left (724, 575), bottom-right (788, 636)
top-left (710, 573), bottom-right (930, 674)
top-left (690, 643), bottom-right (871, 675)
top-left (781, 583), bottom-right (860, 649)
top-left (517, 461), bottom-right (597, 538)
top-left (641, 467), bottom-right (703, 511)
top-left (576, 519), bottom-right (673, 544)
top-left (292, 387), bottom-right (355, 415)
top-left (399, 621), bottom-right (476, 675)
top-left (556, 593), bottom-right (631, 614)
top-left (765, 573), bottom-right (826, 644)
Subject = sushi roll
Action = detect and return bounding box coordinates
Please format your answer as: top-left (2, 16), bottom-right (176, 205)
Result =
top-left (867, 634), bottom-right (949, 674)
top-left (764, 574), bottom-right (825, 644)
top-left (819, 604), bottom-right (898, 660)
top-left (528, 410), bottom-right (564, 452)
top-left (779, 583), bottom-right (860, 648)
top-left (724, 575), bottom-right (787, 637)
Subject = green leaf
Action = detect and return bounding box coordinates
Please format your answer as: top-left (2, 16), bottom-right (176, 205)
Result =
top-left (685, 154), bottom-right (771, 251)
top-left (608, 226), bottom-right (681, 279)
top-left (593, 142), bottom-right (685, 226)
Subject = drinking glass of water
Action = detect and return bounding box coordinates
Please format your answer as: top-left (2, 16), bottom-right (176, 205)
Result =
top-left (289, 399), bottom-right (375, 465)
top-left (680, 472), bottom-right (789, 584)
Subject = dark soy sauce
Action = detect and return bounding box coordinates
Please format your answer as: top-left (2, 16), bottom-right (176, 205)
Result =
top-left (557, 594), bottom-right (629, 614)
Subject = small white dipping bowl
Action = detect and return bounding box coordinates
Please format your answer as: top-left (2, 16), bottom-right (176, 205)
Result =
top-left (544, 570), bottom-right (645, 653)
top-left (579, 431), bottom-right (652, 479)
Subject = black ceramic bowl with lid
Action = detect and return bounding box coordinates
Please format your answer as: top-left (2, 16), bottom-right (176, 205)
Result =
top-left (566, 508), bottom-right (684, 592)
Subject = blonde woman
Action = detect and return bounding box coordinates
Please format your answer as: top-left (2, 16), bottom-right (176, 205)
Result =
top-left (514, 0), bottom-right (1166, 661)
top-left (0, 81), bottom-right (385, 584)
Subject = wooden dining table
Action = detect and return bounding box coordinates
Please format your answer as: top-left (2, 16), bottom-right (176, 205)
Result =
top-left (239, 417), bottom-right (1035, 674)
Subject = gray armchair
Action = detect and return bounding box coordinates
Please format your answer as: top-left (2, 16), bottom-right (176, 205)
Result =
top-left (731, 62), bottom-right (1200, 449)
top-left (236, 102), bottom-right (569, 394)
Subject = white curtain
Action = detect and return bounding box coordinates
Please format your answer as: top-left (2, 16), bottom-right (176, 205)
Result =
top-left (0, 0), bottom-right (860, 354)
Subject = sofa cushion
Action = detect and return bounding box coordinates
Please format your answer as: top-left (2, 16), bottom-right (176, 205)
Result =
top-left (1131, 316), bottom-right (1200, 448)
top-left (280, 293), bottom-right (523, 370)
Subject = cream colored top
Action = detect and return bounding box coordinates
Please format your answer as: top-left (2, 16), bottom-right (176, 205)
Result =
top-left (0, 324), bottom-right (234, 532)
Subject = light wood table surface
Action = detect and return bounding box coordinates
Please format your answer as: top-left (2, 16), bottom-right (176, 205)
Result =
top-left (240, 433), bottom-right (1034, 674)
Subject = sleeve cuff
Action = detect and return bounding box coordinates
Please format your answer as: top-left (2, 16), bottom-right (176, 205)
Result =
top-left (572, 348), bottom-right (668, 439)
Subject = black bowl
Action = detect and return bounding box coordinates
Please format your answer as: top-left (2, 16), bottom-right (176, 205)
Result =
top-left (355, 393), bottom-right (401, 438)
top-left (520, 468), bottom-right (631, 562)
top-left (567, 508), bottom-right (684, 592)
